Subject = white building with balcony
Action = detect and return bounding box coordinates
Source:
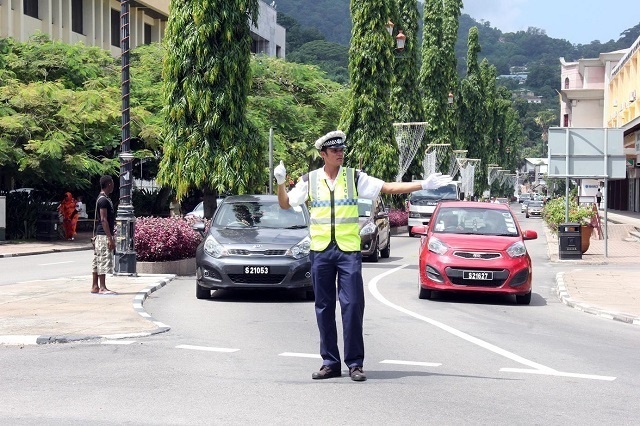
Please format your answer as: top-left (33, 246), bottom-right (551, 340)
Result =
top-left (0, 0), bottom-right (285, 58)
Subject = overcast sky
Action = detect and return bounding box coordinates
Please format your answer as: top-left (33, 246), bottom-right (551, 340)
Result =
top-left (461, 0), bottom-right (639, 45)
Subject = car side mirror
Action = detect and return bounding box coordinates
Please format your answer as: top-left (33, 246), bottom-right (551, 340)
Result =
top-left (192, 221), bottom-right (206, 236)
top-left (376, 210), bottom-right (388, 219)
top-left (522, 230), bottom-right (537, 240)
top-left (412, 225), bottom-right (428, 236)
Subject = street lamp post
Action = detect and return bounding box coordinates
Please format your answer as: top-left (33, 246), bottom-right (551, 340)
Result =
top-left (114, 0), bottom-right (136, 275)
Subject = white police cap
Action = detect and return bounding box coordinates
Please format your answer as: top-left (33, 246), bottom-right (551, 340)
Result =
top-left (314, 130), bottom-right (347, 150)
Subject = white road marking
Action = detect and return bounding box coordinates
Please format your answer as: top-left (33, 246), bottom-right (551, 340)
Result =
top-left (279, 352), bottom-right (322, 359)
top-left (39, 261), bottom-right (74, 266)
top-left (102, 340), bottom-right (136, 345)
top-left (380, 359), bottom-right (441, 367)
top-left (176, 344), bottom-right (239, 353)
top-left (368, 264), bottom-right (616, 381)
top-left (500, 368), bottom-right (616, 381)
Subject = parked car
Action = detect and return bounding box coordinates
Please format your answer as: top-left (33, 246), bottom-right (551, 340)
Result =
top-left (412, 201), bottom-right (537, 305)
top-left (525, 200), bottom-right (544, 218)
top-left (358, 196), bottom-right (391, 262)
top-left (496, 197), bottom-right (509, 205)
top-left (408, 182), bottom-right (461, 236)
top-left (193, 195), bottom-right (313, 300)
top-left (184, 198), bottom-right (225, 221)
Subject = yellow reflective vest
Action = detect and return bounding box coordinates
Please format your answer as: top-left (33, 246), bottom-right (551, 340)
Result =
top-left (308, 167), bottom-right (360, 252)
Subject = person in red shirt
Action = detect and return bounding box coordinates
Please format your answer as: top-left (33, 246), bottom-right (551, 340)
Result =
top-left (58, 192), bottom-right (78, 240)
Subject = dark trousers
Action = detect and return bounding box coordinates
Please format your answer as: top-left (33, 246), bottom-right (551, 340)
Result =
top-left (310, 243), bottom-right (365, 369)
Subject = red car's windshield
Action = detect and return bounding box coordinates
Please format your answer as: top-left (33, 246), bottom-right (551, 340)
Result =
top-left (433, 206), bottom-right (519, 236)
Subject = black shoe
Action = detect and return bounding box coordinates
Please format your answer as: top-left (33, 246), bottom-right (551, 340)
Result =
top-left (349, 366), bottom-right (367, 382)
top-left (312, 365), bottom-right (341, 380)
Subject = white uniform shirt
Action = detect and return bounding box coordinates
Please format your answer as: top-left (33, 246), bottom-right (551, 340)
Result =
top-left (286, 166), bottom-right (384, 207)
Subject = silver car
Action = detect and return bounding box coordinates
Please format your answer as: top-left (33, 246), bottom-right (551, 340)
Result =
top-left (194, 195), bottom-right (313, 300)
top-left (525, 200), bottom-right (544, 218)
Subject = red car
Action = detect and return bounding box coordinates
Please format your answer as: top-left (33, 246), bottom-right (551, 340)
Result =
top-left (412, 201), bottom-right (537, 305)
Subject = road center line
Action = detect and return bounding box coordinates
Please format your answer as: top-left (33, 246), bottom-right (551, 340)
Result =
top-left (279, 352), bottom-right (322, 359)
top-left (39, 261), bottom-right (74, 266)
top-left (369, 265), bottom-right (616, 381)
top-left (369, 264), bottom-right (553, 371)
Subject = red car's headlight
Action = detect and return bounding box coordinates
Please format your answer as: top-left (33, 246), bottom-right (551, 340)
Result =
top-left (506, 241), bottom-right (527, 258)
top-left (428, 237), bottom-right (448, 255)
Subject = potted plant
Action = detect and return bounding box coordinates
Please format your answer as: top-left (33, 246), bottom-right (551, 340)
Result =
top-left (542, 197), bottom-right (596, 253)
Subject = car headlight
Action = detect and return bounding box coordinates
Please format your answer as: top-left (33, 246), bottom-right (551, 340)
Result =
top-left (428, 237), bottom-right (448, 255)
top-left (360, 222), bottom-right (376, 236)
top-left (506, 241), bottom-right (527, 258)
top-left (286, 235), bottom-right (311, 259)
top-left (203, 235), bottom-right (228, 258)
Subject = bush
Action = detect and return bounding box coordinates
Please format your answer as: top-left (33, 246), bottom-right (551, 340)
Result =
top-left (134, 216), bottom-right (203, 262)
top-left (542, 197), bottom-right (595, 232)
top-left (388, 208), bottom-right (408, 227)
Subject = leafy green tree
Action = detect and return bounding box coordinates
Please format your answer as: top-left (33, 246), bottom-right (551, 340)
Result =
top-left (158, 0), bottom-right (264, 217)
top-left (390, 0), bottom-right (422, 124)
top-left (458, 27), bottom-right (487, 191)
top-left (248, 56), bottom-right (347, 182)
top-left (0, 36), bottom-right (123, 192)
top-left (340, 0), bottom-right (397, 181)
top-left (419, 0), bottom-right (447, 149)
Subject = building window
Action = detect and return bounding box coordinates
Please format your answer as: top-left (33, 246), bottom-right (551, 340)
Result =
top-left (563, 114), bottom-right (569, 127)
top-left (72, 0), bottom-right (84, 34)
top-left (564, 77), bottom-right (569, 89)
top-left (144, 24), bottom-right (152, 45)
top-left (24, 0), bottom-right (39, 19)
top-left (111, 9), bottom-right (120, 47)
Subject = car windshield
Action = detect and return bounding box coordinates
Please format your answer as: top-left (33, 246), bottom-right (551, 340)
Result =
top-left (433, 206), bottom-right (519, 236)
top-left (529, 201), bottom-right (544, 207)
top-left (213, 201), bottom-right (308, 228)
top-left (410, 183), bottom-right (458, 201)
top-left (357, 199), bottom-right (373, 217)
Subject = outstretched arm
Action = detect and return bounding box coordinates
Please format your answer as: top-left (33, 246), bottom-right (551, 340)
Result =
top-left (380, 173), bottom-right (454, 195)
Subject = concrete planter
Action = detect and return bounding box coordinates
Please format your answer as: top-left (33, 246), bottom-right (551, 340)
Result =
top-left (136, 257), bottom-right (196, 276)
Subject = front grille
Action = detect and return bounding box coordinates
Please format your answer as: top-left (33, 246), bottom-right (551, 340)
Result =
top-left (453, 251), bottom-right (501, 260)
top-left (228, 274), bottom-right (286, 284)
top-left (228, 249), bottom-right (287, 256)
top-left (445, 267), bottom-right (508, 287)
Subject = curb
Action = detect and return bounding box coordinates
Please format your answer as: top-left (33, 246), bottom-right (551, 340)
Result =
top-left (0, 245), bottom-right (92, 258)
top-left (0, 275), bottom-right (174, 346)
top-left (555, 272), bottom-right (640, 326)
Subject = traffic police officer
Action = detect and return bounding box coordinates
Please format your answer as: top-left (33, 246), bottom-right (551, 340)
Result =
top-left (276, 130), bottom-right (452, 382)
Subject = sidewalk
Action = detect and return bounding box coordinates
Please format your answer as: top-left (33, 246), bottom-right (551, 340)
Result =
top-left (545, 209), bottom-right (640, 325)
top-left (0, 232), bottom-right (176, 345)
top-left (0, 210), bottom-right (638, 346)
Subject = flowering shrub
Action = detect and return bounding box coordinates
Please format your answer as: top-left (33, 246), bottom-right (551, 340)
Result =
top-left (542, 197), bottom-right (596, 232)
top-left (135, 216), bottom-right (203, 262)
top-left (388, 208), bottom-right (408, 227)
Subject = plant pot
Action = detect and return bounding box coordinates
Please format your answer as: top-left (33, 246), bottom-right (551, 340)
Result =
top-left (136, 257), bottom-right (196, 275)
top-left (580, 225), bottom-right (592, 254)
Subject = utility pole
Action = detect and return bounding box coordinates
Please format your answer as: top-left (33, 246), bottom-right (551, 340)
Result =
top-left (114, 0), bottom-right (137, 275)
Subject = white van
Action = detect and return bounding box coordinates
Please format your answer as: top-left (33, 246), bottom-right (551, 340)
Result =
top-left (407, 182), bottom-right (460, 236)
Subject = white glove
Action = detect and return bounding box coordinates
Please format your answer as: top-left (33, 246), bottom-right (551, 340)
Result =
top-left (274, 160), bottom-right (287, 185)
top-left (421, 173), bottom-right (453, 190)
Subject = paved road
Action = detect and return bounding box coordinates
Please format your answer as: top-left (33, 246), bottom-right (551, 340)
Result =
top-left (1, 212), bottom-right (639, 424)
